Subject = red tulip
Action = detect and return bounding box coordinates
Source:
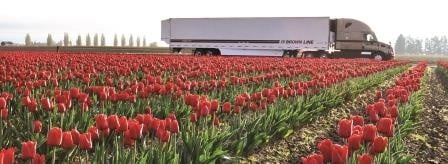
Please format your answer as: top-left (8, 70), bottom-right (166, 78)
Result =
top-left (129, 120), bottom-right (143, 139)
top-left (337, 119), bottom-right (352, 138)
top-left (33, 120), bottom-right (42, 133)
top-left (32, 154), bottom-right (46, 164)
top-left (40, 97), bottom-right (53, 111)
top-left (352, 125), bottom-right (364, 136)
top-left (62, 132), bottom-right (75, 150)
top-left (190, 112), bottom-right (198, 123)
top-left (377, 118), bottom-right (394, 137)
top-left (0, 108), bottom-right (8, 119)
top-left (235, 96), bottom-right (245, 106)
top-left (118, 116), bottom-right (128, 132)
top-left (348, 134), bottom-right (363, 151)
top-left (27, 99), bottom-right (37, 113)
top-left (234, 105), bottom-right (241, 113)
top-left (301, 153), bottom-right (324, 164)
top-left (1, 147), bottom-right (15, 164)
top-left (317, 139), bottom-right (333, 162)
top-left (363, 124), bottom-right (377, 142)
top-left (157, 129), bottom-right (171, 143)
top-left (222, 102), bottom-right (231, 113)
top-left (71, 129), bottom-right (80, 145)
top-left (79, 133), bottom-right (93, 150)
top-left (107, 114), bottom-right (120, 130)
top-left (331, 144), bottom-right (348, 164)
top-left (47, 127), bottom-right (63, 146)
top-left (123, 130), bottom-right (135, 146)
top-left (210, 100), bottom-right (219, 112)
top-left (367, 106), bottom-right (379, 123)
top-left (373, 101), bottom-right (386, 116)
top-left (0, 97), bottom-right (6, 109)
top-left (21, 141), bottom-right (36, 159)
top-left (389, 105), bottom-right (399, 118)
top-left (57, 103), bottom-right (66, 113)
top-left (169, 119), bottom-right (179, 133)
top-left (357, 153), bottom-right (373, 164)
top-left (88, 126), bottom-right (99, 140)
top-left (95, 114), bottom-right (109, 130)
top-left (370, 136), bottom-right (388, 155)
top-left (351, 115), bottom-right (364, 126)
top-left (375, 90), bottom-right (382, 99)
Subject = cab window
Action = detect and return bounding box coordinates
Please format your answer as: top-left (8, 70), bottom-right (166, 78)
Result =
top-left (364, 33), bottom-right (377, 41)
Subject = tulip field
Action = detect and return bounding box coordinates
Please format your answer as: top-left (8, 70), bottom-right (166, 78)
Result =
top-left (0, 51), bottom-right (446, 164)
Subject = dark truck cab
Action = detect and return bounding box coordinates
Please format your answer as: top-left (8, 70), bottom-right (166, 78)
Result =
top-left (329, 18), bottom-right (394, 60)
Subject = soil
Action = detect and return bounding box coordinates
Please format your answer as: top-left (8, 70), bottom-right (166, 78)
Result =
top-left (406, 66), bottom-right (448, 164)
top-left (242, 71), bottom-right (400, 163)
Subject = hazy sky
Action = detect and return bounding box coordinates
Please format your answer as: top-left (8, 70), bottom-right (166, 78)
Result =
top-left (1, 0), bottom-right (447, 46)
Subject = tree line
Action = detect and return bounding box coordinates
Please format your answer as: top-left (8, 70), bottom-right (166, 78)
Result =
top-left (394, 34), bottom-right (448, 55)
top-left (25, 33), bottom-right (158, 47)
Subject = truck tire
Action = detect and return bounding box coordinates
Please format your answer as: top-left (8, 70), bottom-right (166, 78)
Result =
top-left (193, 49), bottom-right (204, 56)
top-left (205, 50), bottom-right (213, 56)
top-left (372, 53), bottom-right (384, 61)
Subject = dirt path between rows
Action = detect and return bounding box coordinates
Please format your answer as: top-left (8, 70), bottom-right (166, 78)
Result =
top-left (406, 66), bottom-right (448, 164)
top-left (243, 70), bottom-right (402, 163)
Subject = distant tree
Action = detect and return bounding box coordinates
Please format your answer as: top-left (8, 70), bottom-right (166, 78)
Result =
top-left (121, 34), bottom-right (126, 47)
top-left (405, 36), bottom-right (415, 54)
top-left (440, 36), bottom-right (447, 55)
top-left (394, 34), bottom-right (405, 55)
top-left (63, 33), bottom-right (70, 46)
top-left (25, 33), bottom-right (32, 46)
top-left (424, 38), bottom-right (432, 54)
top-left (69, 41), bottom-right (72, 46)
top-left (136, 37), bottom-right (141, 47)
top-left (93, 33), bottom-right (99, 46)
top-left (129, 35), bottom-right (134, 47)
top-left (415, 39), bottom-right (423, 54)
top-left (86, 34), bottom-right (91, 46)
top-left (142, 37), bottom-right (146, 47)
top-left (47, 34), bottom-right (54, 46)
top-left (114, 34), bottom-right (118, 47)
top-left (149, 42), bottom-right (158, 48)
top-left (101, 34), bottom-right (106, 46)
top-left (76, 35), bottom-right (82, 46)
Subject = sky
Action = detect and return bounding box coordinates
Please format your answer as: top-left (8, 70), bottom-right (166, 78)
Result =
top-left (1, 0), bottom-right (447, 46)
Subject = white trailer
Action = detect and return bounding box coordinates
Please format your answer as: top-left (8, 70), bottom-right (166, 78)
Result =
top-left (161, 17), bottom-right (331, 56)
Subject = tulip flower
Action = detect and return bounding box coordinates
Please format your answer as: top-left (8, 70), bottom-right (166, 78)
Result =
top-left (41, 97), bottom-right (53, 111)
top-left (370, 136), bottom-right (388, 155)
top-left (118, 116), bottom-right (128, 132)
top-left (32, 154), bottom-right (46, 164)
top-left (351, 115), bottom-right (364, 126)
top-left (33, 120), bottom-right (42, 133)
top-left (373, 101), bottom-right (386, 116)
top-left (317, 139), bottom-right (333, 162)
top-left (0, 108), bottom-right (8, 119)
top-left (0, 97), bottom-right (6, 109)
top-left (169, 119), bottom-right (179, 134)
top-left (348, 134), bottom-right (363, 151)
top-left (57, 103), bottom-right (66, 113)
top-left (367, 107), bottom-right (379, 123)
top-left (88, 126), bottom-right (99, 140)
top-left (21, 141), bottom-right (36, 159)
top-left (157, 129), bottom-right (171, 143)
top-left (357, 154), bottom-right (373, 164)
top-left (337, 119), bottom-right (352, 138)
top-left (47, 127), bottom-right (63, 146)
top-left (95, 114), bottom-right (109, 130)
top-left (377, 118), bottom-right (394, 137)
top-left (331, 144), bottom-right (348, 164)
top-left (222, 102), bottom-right (231, 113)
top-left (190, 112), bottom-right (198, 123)
top-left (352, 125), bottom-right (364, 136)
top-left (107, 114), bottom-right (120, 130)
top-left (210, 100), bottom-right (219, 112)
top-left (79, 133), bottom-right (93, 150)
top-left (60, 132), bottom-right (75, 150)
top-left (129, 120), bottom-right (143, 139)
top-left (301, 153), bottom-right (324, 164)
top-left (1, 147), bottom-right (15, 164)
top-left (389, 105), bottom-right (399, 118)
top-left (123, 130), bottom-right (135, 146)
top-left (363, 124), bottom-right (377, 142)
top-left (71, 129), bottom-right (80, 145)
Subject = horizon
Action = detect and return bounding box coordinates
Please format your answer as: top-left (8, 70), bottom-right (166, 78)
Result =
top-left (1, 0), bottom-right (448, 46)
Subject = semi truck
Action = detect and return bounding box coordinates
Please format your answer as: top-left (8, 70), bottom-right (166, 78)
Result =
top-left (161, 17), bottom-right (394, 60)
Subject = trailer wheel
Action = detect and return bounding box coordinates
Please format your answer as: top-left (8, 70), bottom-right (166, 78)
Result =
top-left (193, 49), bottom-right (204, 56)
top-left (320, 54), bottom-right (328, 59)
top-left (372, 53), bottom-right (384, 61)
top-left (205, 50), bottom-right (213, 56)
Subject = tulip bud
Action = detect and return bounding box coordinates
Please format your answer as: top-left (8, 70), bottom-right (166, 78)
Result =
top-left (62, 132), bottom-right (75, 150)
top-left (337, 119), bottom-right (353, 138)
top-left (95, 114), bottom-right (109, 130)
top-left (331, 144), bottom-right (348, 164)
top-left (351, 115), bottom-right (364, 126)
top-left (317, 139), bottom-right (333, 162)
top-left (377, 118), bottom-right (394, 137)
top-left (363, 124), bottom-right (377, 142)
top-left (370, 136), bottom-right (388, 155)
top-left (357, 153), bottom-right (374, 164)
top-left (32, 153), bottom-right (46, 164)
top-left (47, 127), bottom-right (63, 146)
top-left (21, 141), bottom-right (36, 159)
top-left (33, 120), bottom-right (42, 133)
top-left (79, 133), bottom-right (92, 150)
top-left (348, 134), bottom-right (363, 151)
top-left (301, 153), bottom-right (324, 164)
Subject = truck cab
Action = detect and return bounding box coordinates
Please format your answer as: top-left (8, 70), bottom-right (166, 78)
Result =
top-left (330, 18), bottom-right (394, 60)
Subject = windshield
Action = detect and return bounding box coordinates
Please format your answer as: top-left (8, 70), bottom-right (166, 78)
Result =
top-left (365, 33), bottom-right (377, 41)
